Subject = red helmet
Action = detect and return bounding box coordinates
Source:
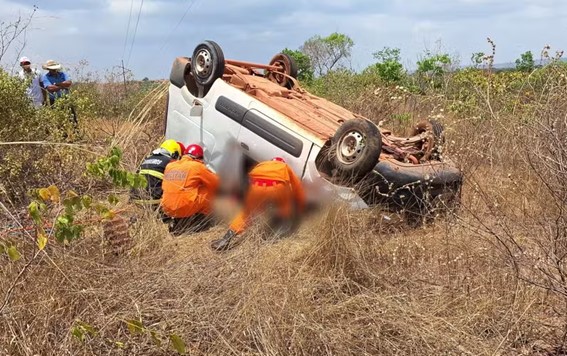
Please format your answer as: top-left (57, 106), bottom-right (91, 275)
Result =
top-left (185, 144), bottom-right (204, 159)
top-left (272, 157), bottom-right (286, 163)
top-left (176, 142), bottom-right (186, 157)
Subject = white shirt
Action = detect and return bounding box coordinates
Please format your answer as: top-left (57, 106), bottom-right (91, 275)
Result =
top-left (18, 68), bottom-right (43, 108)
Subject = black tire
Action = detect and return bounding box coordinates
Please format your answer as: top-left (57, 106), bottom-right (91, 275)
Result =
top-left (331, 119), bottom-right (382, 180)
top-left (191, 40), bottom-right (225, 96)
top-left (267, 53), bottom-right (298, 88)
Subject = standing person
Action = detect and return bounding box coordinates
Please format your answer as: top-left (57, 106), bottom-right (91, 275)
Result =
top-left (130, 139), bottom-right (184, 207)
top-left (41, 59), bottom-right (77, 125)
top-left (17, 56), bottom-right (44, 108)
top-left (161, 144), bottom-right (220, 235)
top-left (211, 157), bottom-right (306, 251)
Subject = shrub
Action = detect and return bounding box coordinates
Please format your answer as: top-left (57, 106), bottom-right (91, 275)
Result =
top-left (0, 70), bottom-right (86, 205)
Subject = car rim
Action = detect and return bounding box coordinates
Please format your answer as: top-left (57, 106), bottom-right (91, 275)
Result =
top-left (337, 131), bottom-right (365, 164)
top-left (194, 49), bottom-right (212, 78)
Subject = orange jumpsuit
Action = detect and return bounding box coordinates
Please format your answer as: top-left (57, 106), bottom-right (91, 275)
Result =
top-left (229, 161), bottom-right (306, 234)
top-left (161, 156), bottom-right (219, 218)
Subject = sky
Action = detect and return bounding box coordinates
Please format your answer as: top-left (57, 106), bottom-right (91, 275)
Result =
top-left (1, 0), bottom-right (566, 79)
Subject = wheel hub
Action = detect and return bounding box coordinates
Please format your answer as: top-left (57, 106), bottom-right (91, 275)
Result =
top-left (195, 49), bottom-right (212, 77)
top-left (337, 131), bottom-right (365, 164)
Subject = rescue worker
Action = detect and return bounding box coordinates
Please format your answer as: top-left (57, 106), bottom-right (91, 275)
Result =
top-left (161, 144), bottom-right (219, 235)
top-left (211, 157), bottom-right (306, 251)
top-left (130, 139), bottom-right (184, 206)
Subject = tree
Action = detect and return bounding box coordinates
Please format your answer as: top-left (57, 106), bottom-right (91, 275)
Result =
top-left (0, 6), bottom-right (36, 67)
top-left (417, 51), bottom-right (452, 77)
top-left (470, 52), bottom-right (485, 69)
top-left (364, 47), bottom-right (405, 83)
top-left (515, 51), bottom-right (535, 72)
top-left (416, 51), bottom-right (452, 90)
top-left (300, 32), bottom-right (354, 76)
top-left (281, 48), bottom-right (314, 83)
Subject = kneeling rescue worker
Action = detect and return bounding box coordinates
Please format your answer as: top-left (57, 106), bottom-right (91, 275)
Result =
top-left (211, 157), bottom-right (306, 251)
top-left (161, 144), bottom-right (219, 234)
top-left (130, 139), bottom-right (184, 205)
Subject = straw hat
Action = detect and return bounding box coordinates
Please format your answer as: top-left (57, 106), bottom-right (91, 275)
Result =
top-left (42, 59), bottom-right (62, 70)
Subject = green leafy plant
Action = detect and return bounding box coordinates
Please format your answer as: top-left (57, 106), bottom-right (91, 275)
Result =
top-left (124, 318), bottom-right (186, 354)
top-left (22, 147), bottom-right (146, 249)
top-left (281, 48), bottom-right (314, 83)
top-left (86, 147), bottom-right (147, 189)
top-left (515, 50), bottom-right (535, 72)
top-left (365, 47), bottom-right (405, 83)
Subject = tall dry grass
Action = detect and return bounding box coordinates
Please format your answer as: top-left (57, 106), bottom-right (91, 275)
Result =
top-left (3, 55), bottom-right (567, 355)
top-left (0, 204), bottom-right (553, 355)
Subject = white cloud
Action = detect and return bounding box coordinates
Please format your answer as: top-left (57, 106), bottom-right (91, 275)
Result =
top-left (1, 0), bottom-right (567, 78)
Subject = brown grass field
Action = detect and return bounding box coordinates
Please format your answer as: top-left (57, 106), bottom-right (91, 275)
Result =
top-left (2, 65), bottom-right (567, 355)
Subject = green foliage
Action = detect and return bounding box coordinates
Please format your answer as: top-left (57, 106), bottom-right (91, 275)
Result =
top-left (7, 245), bottom-right (22, 261)
top-left (392, 113), bottom-right (412, 123)
top-left (22, 146), bottom-right (147, 248)
top-left (416, 51), bottom-right (452, 90)
top-left (0, 70), bottom-right (85, 204)
top-left (71, 320), bottom-right (97, 342)
top-left (300, 32), bottom-right (354, 76)
top-left (515, 50), bottom-right (535, 72)
top-left (364, 47), bottom-right (405, 83)
top-left (169, 334), bottom-right (186, 355)
top-left (86, 147), bottom-right (147, 189)
top-left (123, 318), bottom-right (187, 354)
top-left (471, 52), bottom-right (485, 68)
top-left (417, 52), bottom-right (452, 77)
top-left (281, 48), bottom-right (314, 83)
top-left (70, 61), bottom-right (161, 120)
top-left (0, 240), bottom-right (22, 262)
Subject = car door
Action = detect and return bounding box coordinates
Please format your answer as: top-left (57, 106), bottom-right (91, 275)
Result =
top-left (166, 84), bottom-right (244, 171)
top-left (237, 108), bottom-right (313, 179)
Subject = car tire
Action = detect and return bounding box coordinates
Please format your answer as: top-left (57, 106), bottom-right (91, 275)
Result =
top-left (267, 53), bottom-right (298, 88)
top-left (331, 119), bottom-right (382, 181)
top-left (191, 40), bottom-right (225, 97)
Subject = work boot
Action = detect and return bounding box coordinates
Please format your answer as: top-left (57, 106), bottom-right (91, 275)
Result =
top-left (211, 229), bottom-right (237, 251)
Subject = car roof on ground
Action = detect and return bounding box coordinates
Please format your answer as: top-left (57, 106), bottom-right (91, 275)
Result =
top-left (222, 64), bottom-right (361, 141)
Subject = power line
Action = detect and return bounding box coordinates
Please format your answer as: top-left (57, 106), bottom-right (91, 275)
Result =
top-left (126, 0), bottom-right (144, 67)
top-left (159, 0), bottom-right (198, 52)
top-left (121, 0), bottom-right (135, 60)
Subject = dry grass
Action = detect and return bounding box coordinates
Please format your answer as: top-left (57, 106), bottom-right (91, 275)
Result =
top-left (3, 63), bottom-right (567, 355)
top-left (0, 204), bottom-right (553, 355)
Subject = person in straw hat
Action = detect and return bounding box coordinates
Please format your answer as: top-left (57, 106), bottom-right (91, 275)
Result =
top-left (41, 59), bottom-right (77, 124)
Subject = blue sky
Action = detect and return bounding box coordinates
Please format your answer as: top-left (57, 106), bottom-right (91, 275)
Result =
top-left (1, 0), bottom-right (566, 79)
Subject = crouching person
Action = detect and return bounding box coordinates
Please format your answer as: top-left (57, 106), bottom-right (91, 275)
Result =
top-left (211, 157), bottom-right (306, 251)
top-left (130, 139), bottom-right (184, 209)
top-left (161, 144), bottom-right (219, 235)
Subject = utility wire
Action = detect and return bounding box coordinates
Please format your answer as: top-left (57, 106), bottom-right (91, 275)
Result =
top-left (126, 0), bottom-right (144, 67)
top-left (121, 0), bottom-right (135, 60)
top-left (159, 0), bottom-right (198, 52)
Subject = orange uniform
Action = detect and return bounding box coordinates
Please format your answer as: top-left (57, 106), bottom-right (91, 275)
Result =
top-left (229, 160), bottom-right (306, 234)
top-left (161, 156), bottom-right (219, 218)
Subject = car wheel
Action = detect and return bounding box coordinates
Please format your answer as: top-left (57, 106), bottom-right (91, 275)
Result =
top-left (266, 53), bottom-right (298, 88)
top-left (191, 40), bottom-right (225, 96)
top-left (331, 119), bottom-right (382, 181)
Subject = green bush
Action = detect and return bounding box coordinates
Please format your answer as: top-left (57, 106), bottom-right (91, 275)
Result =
top-left (0, 70), bottom-right (86, 204)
